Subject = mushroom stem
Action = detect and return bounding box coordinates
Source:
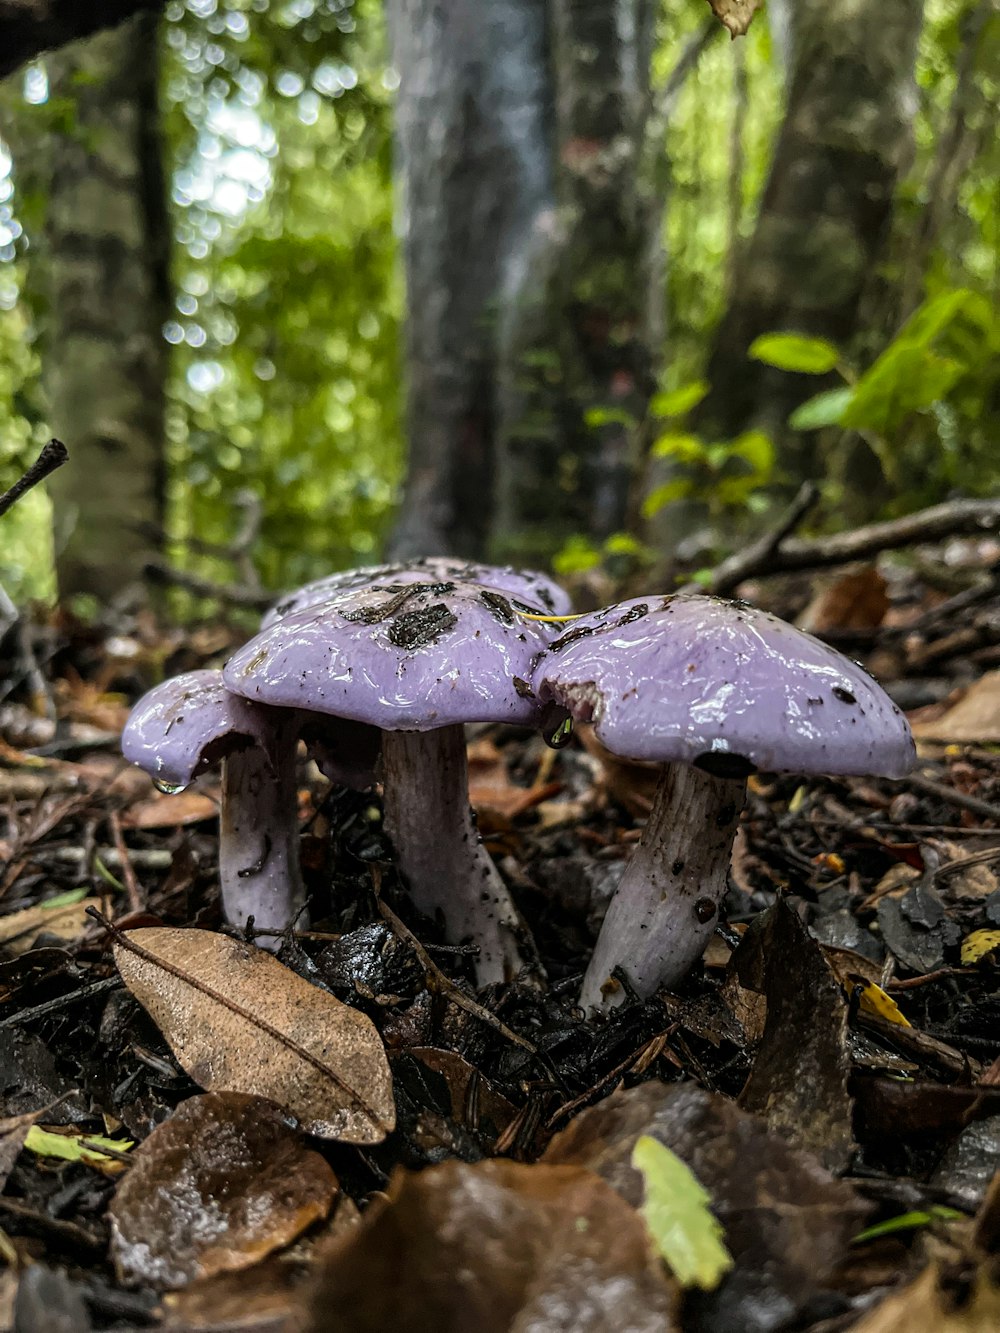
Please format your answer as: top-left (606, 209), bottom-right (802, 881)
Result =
top-left (219, 712), bottom-right (305, 942)
top-left (580, 764), bottom-right (744, 1011)
top-left (380, 726), bottom-right (542, 988)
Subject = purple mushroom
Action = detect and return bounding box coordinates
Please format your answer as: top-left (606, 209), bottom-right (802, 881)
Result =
top-left (263, 557), bottom-right (572, 628)
top-left (122, 670), bottom-right (379, 943)
top-left (121, 670), bottom-right (306, 940)
top-left (223, 579), bottom-right (565, 986)
top-left (531, 594), bottom-right (916, 1011)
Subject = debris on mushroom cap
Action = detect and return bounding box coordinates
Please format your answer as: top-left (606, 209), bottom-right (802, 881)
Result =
top-left (224, 580), bottom-right (558, 731)
top-left (121, 669), bottom-right (279, 788)
top-left (532, 594), bottom-right (916, 778)
top-left (262, 556), bottom-right (572, 627)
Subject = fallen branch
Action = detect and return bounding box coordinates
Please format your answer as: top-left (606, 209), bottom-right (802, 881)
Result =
top-left (0, 439), bottom-right (68, 520)
top-left (143, 560), bottom-right (273, 610)
top-left (710, 497), bottom-right (1000, 591)
top-left (707, 482), bottom-right (820, 595)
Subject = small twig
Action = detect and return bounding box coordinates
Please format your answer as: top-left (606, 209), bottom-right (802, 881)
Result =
top-left (369, 866), bottom-right (536, 1055)
top-left (0, 439), bottom-right (68, 520)
top-left (143, 559), bottom-right (273, 609)
top-left (904, 772), bottom-right (1000, 823)
top-left (0, 976), bottom-right (123, 1028)
top-left (106, 811), bottom-right (143, 913)
top-left (932, 847), bottom-right (1000, 885)
top-left (706, 481), bottom-right (820, 595)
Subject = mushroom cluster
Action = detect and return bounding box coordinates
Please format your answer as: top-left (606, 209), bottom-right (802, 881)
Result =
top-left (121, 560), bottom-right (570, 981)
top-left (122, 563), bottom-right (915, 1012)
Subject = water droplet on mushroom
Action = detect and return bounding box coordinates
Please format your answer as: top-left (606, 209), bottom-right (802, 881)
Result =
top-left (544, 715), bottom-right (574, 749)
top-left (153, 778), bottom-right (188, 795)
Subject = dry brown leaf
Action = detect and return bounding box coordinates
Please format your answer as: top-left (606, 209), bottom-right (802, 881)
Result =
top-left (797, 567), bottom-right (890, 635)
top-left (121, 789), bottom-right (220, 829)
top-left (705, 0), bottom-right (762, 38)
top-left (0, 898), bottom-right (104, 955)
top-left (113, 928), bottom-right (395, 1143)
top-left (301, 1158), bottom-right (677, 1332)
top-left (110, 1091), bottom-right (337, 1289)
top-left (854, 1265), bottom-right (1000, 1331)
top-left (912, 671), bottom-right (1000, 743)
top-left (0, 1107), bottom-right (47, 1192)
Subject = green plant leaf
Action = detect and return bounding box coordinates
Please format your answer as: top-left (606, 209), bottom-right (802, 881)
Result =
top-left (642, 479), bottom-right (694, 517)
top-left (748, 332), bottom-right (841, 375)
top-left (842, 347), bottom-right (962, 435)
top-left (852, 1206), bottom-right (963, 1245)
top-left (651, 431), bottom-right (704, 462)
top-left (789, 386), bottom-right (855, 431)
top-left (728, 429), bottom-right (775, 477)
top-left (24, 1125), bottom-right (133, 1166)
top-left (552, 536), bottom-right (601, 576)
top-left (583, 405), bottom-right (635, 429)
top-left (650, 380), bottom-right (709, 418)
top-left (631, 1135), bottom-right (733, 1291)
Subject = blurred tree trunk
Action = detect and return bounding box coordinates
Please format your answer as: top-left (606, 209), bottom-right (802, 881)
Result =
top-left (693, 0), bottom-right (923, 486)
top-left (388, 0), bottom-right (657, 563)
top-left (39, 13), bottom-right (170, 600)
top-left (0, 0), bottom-right (164, 79)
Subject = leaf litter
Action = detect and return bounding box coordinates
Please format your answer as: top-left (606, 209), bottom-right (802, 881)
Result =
top-left (1, 553), bottom-right (1000, 1327)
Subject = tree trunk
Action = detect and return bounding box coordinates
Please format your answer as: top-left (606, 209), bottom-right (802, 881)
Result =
top-left (388, 0), bottom-right (658, 563)
top-left (693, 0), bottom-right (923, 484)
top-left (387, 0), bottom-right (554, 559)
top-left (39, 13), bottom-right (170, 601)
top-left (0, 0), bottom-right (164, 80)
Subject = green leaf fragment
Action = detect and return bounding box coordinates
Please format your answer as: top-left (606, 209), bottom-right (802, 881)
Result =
top-left (631, 1134), bottom-right (733, 1291)
top-left (24, 1125), bottom-right (133, 1166)
top-left (789, 386), bottom-right (855, 431)
top-left (748, 332), bottom-right (841, 374)
top-left (851, 1206), bottom-right (964, 1245)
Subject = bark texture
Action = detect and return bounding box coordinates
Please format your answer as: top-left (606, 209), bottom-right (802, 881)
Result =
top-left (693, 0), bottom-right (923, 480)
top-left (387, 0), bottom-right (553, 558)
top-left (389, 0), bottom-right (658, 562)
top-left (40, 13), bottom-right (170, 599)
top-left (0, 0), bottom-right (164, 79)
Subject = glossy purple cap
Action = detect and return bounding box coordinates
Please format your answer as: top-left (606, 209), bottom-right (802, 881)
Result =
top-left (262, 556), bottom-right (571, 627)
top-left (121, 669), bottom-right (276, 787)
top-left (224, 580), bottom-right (555, 731)
top-left (533, 594), bottom-right (915, 777)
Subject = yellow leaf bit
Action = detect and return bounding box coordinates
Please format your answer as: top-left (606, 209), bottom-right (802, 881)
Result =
top-left (852, 978), bottom-right (911, 1028)
top-left (631, 1134), bottom-right (733, 1291)
top-left (961, 930), bottom-right (1000, 967)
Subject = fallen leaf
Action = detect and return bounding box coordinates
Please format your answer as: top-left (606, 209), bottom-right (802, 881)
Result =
top-left (798, 567), bottom-right (890, 635)
top-left (632, 1136), bottom-right (732, 1290)
top-left (467, 738), bottom-right (559, 821)
top-left (121, 789), bottom-right (220, 829)
top-left (736, 899), bottom-right (856, 1171)
top-left (0, 897), bottom-right (105, 955)
top-left (962, 930), bottom-right (1000, 966)
top-left (110, 1091), bottom-right (338, 1289)
top-left (704, 0), bottom-right (762, 38)
top-left (911, 671), bottom-right (1000, 743)
top-left (300, 1158), bottom-right (678, 1332)
top-left (24, 1125), bottom-right (132, 1175)
top-left (544, 1082), bottom-right (869, 1333)
top-left (0, 1108), bottom-right (46, 1192)
top-left (853, 1264), bottom-right (1000, 1331)
top-left (113, 928), bottom-right (395, 1142)
top-left (854, 979), bottom-right (912, 1028)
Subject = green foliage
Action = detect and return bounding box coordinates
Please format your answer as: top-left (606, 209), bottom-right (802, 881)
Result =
top-left (748, 332), bottom-right (841, 375)
top-left (645, 427), bottom-right (775, 519)
top-left (632, 1134), bottom-right (733, 1291)
top-left (788, 286), bottom-right (1000, 499)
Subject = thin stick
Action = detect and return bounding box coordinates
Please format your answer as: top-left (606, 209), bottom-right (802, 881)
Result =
top-left (0, 440), bottom-right (68, 520)
top-left (904, 772), bottom-right (1000, 823)
top-left (706, 481), bottom-right (820, 594)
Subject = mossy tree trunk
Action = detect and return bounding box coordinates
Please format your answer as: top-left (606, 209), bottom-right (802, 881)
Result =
top-left (39, 12), bottom-right (170, 601)
top-left (693, 0), bottom-right (923, 487)
top-left (388, 0), bottom-right (657, 563)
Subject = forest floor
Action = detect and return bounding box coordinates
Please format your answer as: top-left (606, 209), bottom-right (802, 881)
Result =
top-left (1, 529), bottom-right (1000, 1332)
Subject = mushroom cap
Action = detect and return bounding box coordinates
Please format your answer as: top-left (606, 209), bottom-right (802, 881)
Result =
top-left (532, 594), bottom-right (916, 778)
top-left (224, 580), bottom-right (555, 731)
top-left (121, 669), bottom-right (277, 788)
top-left (262, 557), bottom-right (571, 627)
